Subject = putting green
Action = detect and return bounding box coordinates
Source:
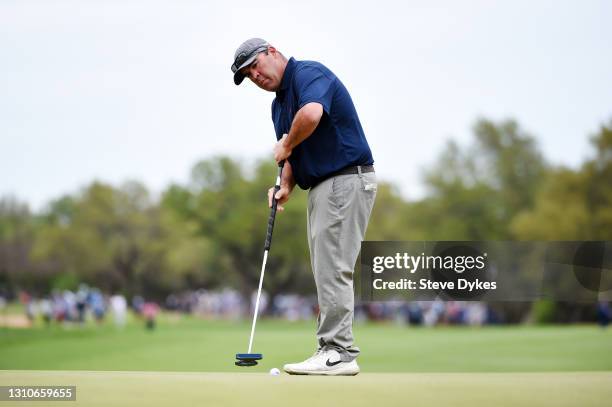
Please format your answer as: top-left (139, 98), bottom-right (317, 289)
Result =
top-left (2, 319), bottom-right (611, 373)
top-left (1, 370), bottom-right (610, 407)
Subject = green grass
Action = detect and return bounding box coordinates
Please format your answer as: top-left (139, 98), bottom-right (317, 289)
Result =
top-left (1, 371), bottom-right (611, 407)
top-left (1, 314), bottom-right (611, 373)
top-left (1, 315), bottom-right (611, 406)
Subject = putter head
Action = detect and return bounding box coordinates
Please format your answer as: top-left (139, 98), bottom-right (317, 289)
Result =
top-left (235, 353), bottom-right (263, 367)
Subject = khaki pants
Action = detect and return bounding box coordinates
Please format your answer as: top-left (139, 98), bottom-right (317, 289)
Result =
top-left (307, 169), bottom-right (377, 361)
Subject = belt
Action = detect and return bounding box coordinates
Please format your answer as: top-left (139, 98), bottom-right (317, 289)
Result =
top-left (311, 165), bottom-right (375, 189)
top-left (332, 164), bottom-right (375, 177)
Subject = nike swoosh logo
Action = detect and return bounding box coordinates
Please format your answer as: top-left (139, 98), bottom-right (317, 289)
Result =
top-left (326, 359), bottom-right (342, 367)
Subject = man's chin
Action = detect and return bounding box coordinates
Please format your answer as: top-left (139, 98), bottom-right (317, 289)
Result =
top-left (256, 80), bottom-right (278, 92)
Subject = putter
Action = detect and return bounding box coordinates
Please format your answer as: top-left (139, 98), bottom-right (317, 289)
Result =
top-left (235, 160), bottom-right (285, 367)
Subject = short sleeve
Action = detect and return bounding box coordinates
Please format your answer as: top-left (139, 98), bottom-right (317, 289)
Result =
top-left (294, 66), bottom-right (335, 113)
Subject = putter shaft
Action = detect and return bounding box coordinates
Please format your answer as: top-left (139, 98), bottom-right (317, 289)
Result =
top-left (247, 250), bottom-right (268, 353)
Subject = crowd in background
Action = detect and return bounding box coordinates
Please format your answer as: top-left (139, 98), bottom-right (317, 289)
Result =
top-left (2, 286), bottom-right (518, 328)
top-left (5, 286), bottom-right (162, 329)
top-left (14, 287), bottom-right (127, 327)
top-left (3, 286), bottom-right (609, 328)
top-left (164, 289), bottom-right (500, 326)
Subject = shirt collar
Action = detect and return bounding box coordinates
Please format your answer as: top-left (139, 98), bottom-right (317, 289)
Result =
top-left (277, 57), bottom-right (296, 97)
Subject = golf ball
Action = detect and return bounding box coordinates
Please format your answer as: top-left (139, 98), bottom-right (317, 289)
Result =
top-left (269, 368), bottom-right (280, 376)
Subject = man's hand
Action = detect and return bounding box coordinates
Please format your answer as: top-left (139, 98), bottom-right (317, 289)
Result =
top-left (273, 133), bottom-right (292, 163)
top-left (267, 156), bottom-right (295, 212)
top-left (268, 184), bottom-right (292, 211)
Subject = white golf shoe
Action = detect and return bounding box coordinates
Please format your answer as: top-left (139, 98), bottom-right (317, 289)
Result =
top-left (283, 349), bottom-right (360, 376)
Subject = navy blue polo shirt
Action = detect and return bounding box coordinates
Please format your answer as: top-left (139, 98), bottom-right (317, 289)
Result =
top-left (272, 57), bottom-right (374, 190)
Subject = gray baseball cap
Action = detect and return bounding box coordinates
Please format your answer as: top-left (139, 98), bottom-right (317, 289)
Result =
top-left (231, 38), bottom-right (269, 85)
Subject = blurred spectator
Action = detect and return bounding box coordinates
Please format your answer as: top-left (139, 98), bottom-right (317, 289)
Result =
top-left (251, 291), bottom-right (268, 317)
top-left (446, 301), bottom-right (466, 324)
top-left (110, 294), bottom-right (128, 328)
top-left (407, 302), bottom-right (423, 325)
top-left (19, 291), bottom-right (35, 323)
top-left (423, 300), bottom-right (445, 327)
top-left (88, 289), bottom-right (106, 324)
top-left (142, 302), bottom-right (160, 330)
top-left (165, 294), bottom-right (179, 311)
top-left (76, 285), bottom-right (88, 324)
top-left (132, 295), bottom-right (144, 314)
top-left (466, 302), bottom-right (487, 326)
top-left (597, 301), bottom-right (610, 328)
top-left (63, 290), bottom-right (77, 322)
top-left (52, 291), bottom-right (67, 322)
top-left (39, 298), bottom-right (52, 326)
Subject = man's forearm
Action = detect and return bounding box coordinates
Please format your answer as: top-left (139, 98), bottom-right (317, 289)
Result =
top-left (283, 102), bottom-right (323, 150)
top-left (281, 160), bottom-right (296, 191)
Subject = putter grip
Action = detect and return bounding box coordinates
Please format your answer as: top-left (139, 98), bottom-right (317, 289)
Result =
top-left (264, 161), bottom-right (285, 251)
top-left (264, 185), bottom-right (280, 251)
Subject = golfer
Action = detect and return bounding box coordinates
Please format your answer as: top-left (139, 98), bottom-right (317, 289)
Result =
top-left (232, 38), bottom-right (377, 375)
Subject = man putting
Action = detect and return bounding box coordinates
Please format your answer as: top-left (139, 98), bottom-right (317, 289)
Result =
top-left (231, 38), bottom-right (377, 376)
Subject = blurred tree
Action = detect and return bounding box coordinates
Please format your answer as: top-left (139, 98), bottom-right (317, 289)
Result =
top-left (366, 183), bottom-right (413, 240)
top-left (184, 157), bottom-right (312, 302)
top-left (512, 120), bottom-right (612, 240)
top-left (30, 181), bottom-right (212, 299)
top-left (473, 119), bottom-right (547, 220)
top-left (0, 197), bottom-right (34, 296)
top-left (161, 184), bottom-right (195, 220)
top-left (415, 119), bottom-right (547, 240)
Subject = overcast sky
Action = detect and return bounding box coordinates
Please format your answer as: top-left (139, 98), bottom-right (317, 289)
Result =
top-left (1, 0), bottom-right (611, 211)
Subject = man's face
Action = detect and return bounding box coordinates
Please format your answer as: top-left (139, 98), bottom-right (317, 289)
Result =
top-left (241, 49), bottom-right (283, 92)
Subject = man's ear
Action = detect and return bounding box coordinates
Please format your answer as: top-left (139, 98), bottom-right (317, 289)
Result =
top-left (268, 45), bottom-right (278, 56)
